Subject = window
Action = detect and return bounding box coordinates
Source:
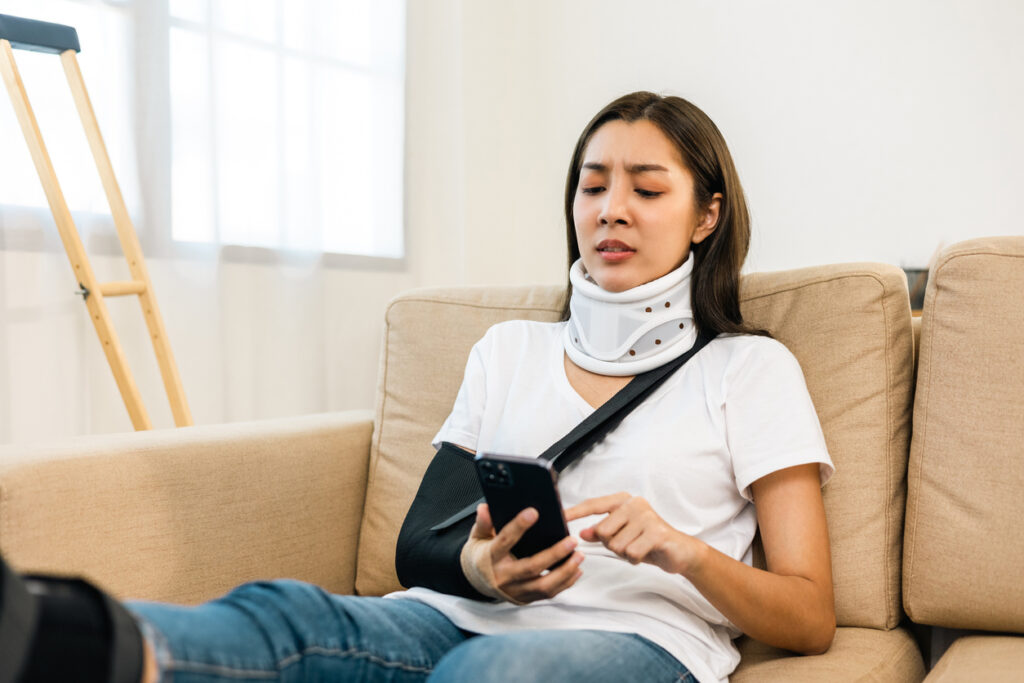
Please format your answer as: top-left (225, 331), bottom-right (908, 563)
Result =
top-left (0, 0), bottom-right (406, 259)
top-left (0, 0), bottom-right (136, 238)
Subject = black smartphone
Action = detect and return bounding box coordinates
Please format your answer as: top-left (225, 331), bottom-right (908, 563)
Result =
top-left (474, 453), bottom-right (571, 566)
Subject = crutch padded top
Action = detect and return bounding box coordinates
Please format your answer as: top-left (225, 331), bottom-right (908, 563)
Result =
top-left (0, 14), bottom-right (80, 54)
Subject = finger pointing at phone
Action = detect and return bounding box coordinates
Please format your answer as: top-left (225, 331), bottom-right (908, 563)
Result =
top-left (565, 493), bottom-right (704, 576)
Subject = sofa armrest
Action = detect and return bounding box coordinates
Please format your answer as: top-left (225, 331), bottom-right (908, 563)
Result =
top-left (0, 411), bottom-right (373, 604)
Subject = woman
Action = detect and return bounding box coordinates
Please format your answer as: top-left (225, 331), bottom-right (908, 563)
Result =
top-left (130, 91), bottom-right (835, 683)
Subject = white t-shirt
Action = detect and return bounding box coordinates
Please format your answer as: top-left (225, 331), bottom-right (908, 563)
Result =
top-left (390, 320), bottom-right (834, 683)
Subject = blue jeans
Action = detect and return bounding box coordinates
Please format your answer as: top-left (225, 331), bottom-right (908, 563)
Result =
top-left (128, 580), bottom-right (694, 682)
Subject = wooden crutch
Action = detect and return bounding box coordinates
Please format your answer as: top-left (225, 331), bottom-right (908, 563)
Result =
top-left (0, 13), bottom-right (191, 429)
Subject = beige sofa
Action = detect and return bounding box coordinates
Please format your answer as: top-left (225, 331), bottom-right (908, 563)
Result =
top-left (1, 237), bottom-right (1021, 680)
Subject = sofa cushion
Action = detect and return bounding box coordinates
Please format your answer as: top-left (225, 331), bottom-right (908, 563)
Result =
top-left (355, 286), bottom-right (564, 596)
top-left (732, 627), bottom-right (924, 682)
top-left (925, 636), bottom-right (1024, 682)
top-left (357, 264), bottom-right (914, 632)
top-left (0, 412), bottom-right (373, 603)
top-left (903, 237), bottom-right (1024, 632)
top-left (740, 264), bottom-right (914, 630)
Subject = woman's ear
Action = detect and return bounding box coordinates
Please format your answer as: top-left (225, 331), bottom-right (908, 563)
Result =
top-left (692, 192), bottom-right (723, 244)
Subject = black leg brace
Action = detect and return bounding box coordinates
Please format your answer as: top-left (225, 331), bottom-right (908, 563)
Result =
top-left (0, 557), bottom-right (143, 683)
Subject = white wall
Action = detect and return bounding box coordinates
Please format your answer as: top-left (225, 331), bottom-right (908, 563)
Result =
top-left (417, 0), bottom-right (1024, 281)
top-left (2, 0), bottom-right (1023, 443)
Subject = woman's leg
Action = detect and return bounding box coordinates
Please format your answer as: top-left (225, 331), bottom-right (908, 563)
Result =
top-left (427, 629), bottom-right (695, 683)
top-left (128, 581), bottom-right (469, 683)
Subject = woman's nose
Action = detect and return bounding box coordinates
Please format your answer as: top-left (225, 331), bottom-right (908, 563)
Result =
top-left (598, 184), bottom-right (631, 225)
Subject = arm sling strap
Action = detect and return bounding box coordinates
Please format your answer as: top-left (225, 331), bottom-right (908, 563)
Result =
top-left (395, 329), bottom-right (717, 599)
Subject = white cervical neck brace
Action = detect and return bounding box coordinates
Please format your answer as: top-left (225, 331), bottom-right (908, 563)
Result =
top-left (564, 254), bottom-right (698, 376)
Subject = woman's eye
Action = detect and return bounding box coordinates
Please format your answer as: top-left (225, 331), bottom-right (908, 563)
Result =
top-left (636, 189), bottom-right (663, 198)
top-left (580, 186), bottom-right (605, 195)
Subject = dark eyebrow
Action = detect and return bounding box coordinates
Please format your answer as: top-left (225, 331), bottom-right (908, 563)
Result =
top-left (628, 163), bottom-right (669, 174)
top-left (581, 162), bottom-right (669, 174)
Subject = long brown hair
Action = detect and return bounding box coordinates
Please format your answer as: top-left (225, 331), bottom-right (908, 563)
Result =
top-left (561, 91), bottom-right (768, 338)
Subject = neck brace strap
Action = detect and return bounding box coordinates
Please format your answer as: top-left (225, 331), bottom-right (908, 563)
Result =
top-left (564, 254), bottom-right (698, 376)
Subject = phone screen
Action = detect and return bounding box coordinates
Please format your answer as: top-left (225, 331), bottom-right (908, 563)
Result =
top-left (475, 454), bottom-right (570, 565)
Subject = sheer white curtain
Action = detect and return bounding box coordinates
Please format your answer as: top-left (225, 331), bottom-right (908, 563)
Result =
top-left (168, 0), bottom-right (405, 256)
top-left (0, 0), bottom-right (404, 256)
top-left (0, 0), bottom-right (137, 243)
top-left (0, 0), bottom-right (407, 443)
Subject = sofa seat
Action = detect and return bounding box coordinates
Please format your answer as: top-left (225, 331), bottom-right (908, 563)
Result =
top-left (733, 627), bottom-right (924, 682)
top-left (924, 636), bottom-right (1024, 682)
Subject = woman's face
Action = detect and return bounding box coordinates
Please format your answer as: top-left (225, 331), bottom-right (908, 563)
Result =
top-left (572, 119), bottom-right (720, 293)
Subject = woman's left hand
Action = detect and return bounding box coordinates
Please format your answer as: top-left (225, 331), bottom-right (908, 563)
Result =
top-left (565, 493), bottom-right (704, 576)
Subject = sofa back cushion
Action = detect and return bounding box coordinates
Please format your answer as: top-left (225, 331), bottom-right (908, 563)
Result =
top-left (903, 237), bottom-right (1024, 632)
top-left (356, 264), bottom-right (914, 630)
top-left (355, 286), bottom-right (564, 593)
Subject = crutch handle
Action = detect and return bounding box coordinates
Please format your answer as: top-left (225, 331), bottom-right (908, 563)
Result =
top-left (0, 13), bottom-right (80, 54)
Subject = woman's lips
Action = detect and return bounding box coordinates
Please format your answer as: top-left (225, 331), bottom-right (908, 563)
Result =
top-left (598, 249), bottom-right (635, 262)
top-left (597, 239), bottom-right (635, 262)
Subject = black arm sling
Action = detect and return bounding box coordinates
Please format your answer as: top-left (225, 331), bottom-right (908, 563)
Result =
top-left (395, 329), bottom-right (717, 599)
